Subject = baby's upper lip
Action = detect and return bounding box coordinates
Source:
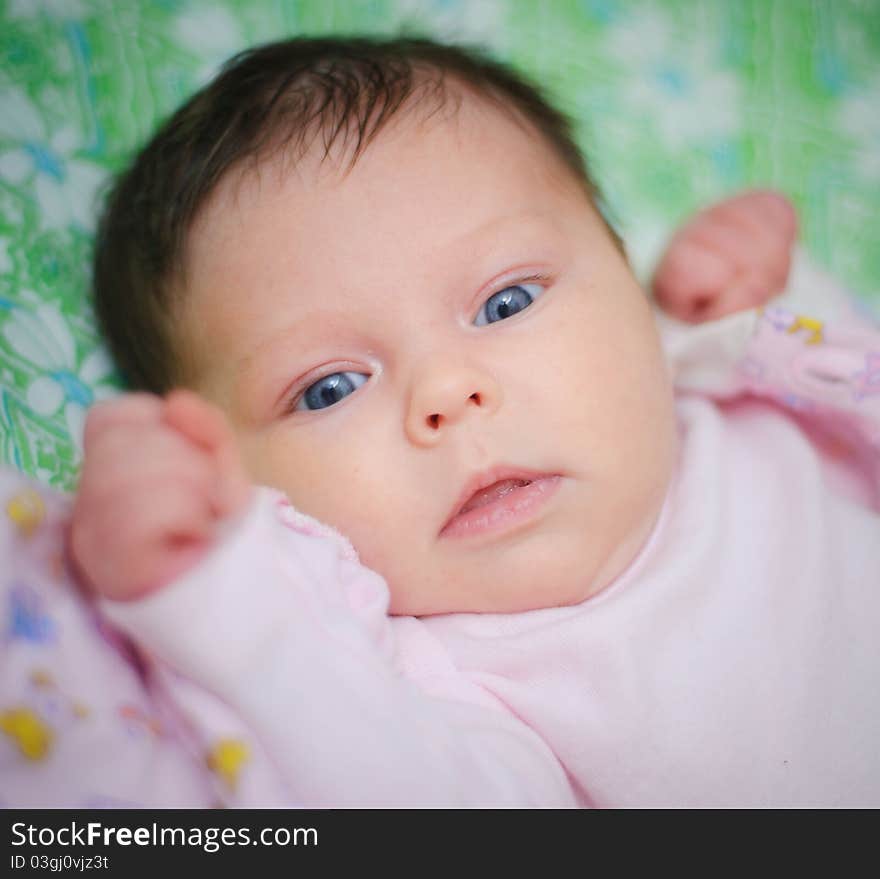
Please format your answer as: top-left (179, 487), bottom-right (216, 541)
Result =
top-left (440, 465), bottom-right (560, 534)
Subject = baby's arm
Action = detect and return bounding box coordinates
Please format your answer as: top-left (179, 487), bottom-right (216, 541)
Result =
top-left (654, 190), bottom-right (880, 459)
top-left (72, 392), bottom-right (574, 807)
top-left (1, 466), bottom-right (229, 807)
top-left (2, 396), bottom-right (284, 807)
top-left (100, 496), bottom-right (575, 807)
top-left (660, 250), bottom-right (880, 511)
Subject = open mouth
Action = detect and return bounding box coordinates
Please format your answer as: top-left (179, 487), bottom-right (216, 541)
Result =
top-left (457, 478), bottom-right (534, 515)
top-left (441, 472), bottom-right (562, 539)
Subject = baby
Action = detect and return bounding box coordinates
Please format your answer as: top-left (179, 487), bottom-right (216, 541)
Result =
top-left (2, 36), bottom-right (879, 808)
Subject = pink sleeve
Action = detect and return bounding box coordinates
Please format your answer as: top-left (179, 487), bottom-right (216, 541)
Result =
top-left (661, 252), bottom-right (880, 498)
top-left (1, 468), bottom-right (216, 807)
top-left (102, 487), bottom-right (575, 808)
top-left (735, 305), bottom-right (880, 452)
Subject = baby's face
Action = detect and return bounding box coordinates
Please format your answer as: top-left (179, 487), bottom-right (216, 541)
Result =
top-left (181, 94), bottom-right (677, 615)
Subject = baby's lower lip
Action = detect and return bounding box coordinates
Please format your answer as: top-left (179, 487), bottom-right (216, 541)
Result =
top-left (439, 476), bottom-right (562, 540)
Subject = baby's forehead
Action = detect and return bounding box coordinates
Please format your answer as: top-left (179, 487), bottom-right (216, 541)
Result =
top-left (213, 83), bottom-right (561, 209)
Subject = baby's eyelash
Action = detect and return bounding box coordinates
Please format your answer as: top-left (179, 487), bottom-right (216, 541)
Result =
top-left (280, 372), bottom-right (332, 415)
top-left (283, 389), bottom-right (305, 415)
top-left (499, 272), bottom-right (551, 289)
top-left (488, 272), bottom-right (553, 306)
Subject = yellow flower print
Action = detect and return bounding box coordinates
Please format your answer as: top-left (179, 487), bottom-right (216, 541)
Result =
top-left (5, 489), bottom-right (45, 537)
top-left (0, 707), bottom-right (53, 760)
top-left (206, 738), bottom-right (250, 791)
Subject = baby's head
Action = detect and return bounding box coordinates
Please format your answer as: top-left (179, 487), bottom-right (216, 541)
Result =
top-left (93, 36), bottom-right (676, 615)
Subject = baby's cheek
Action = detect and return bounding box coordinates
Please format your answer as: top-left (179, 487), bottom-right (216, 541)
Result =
top-left (574, 310), bottom-right (675, 499)
top-left (300, 468), bottom-right (404, 565)
top-left (235, 432), bottom-right (333, 517)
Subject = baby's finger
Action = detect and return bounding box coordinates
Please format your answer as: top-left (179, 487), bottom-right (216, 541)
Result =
top-left (162, 389), bottom-right (251, 516)
top-left (653, 238), bottom-right (735, 321)
top-left (115, 479), bottom-right (217, 554)
top-left (80, 420), bottom-right (217, 491)
top-left (685, 216), bottom-right (759, 274)
top-left (698, 192), bottom-right (797, 281)
top-left (83, 392), bottom-right (164, 451)
top-left (731, 190), bottom-right (798, 242)
top-left (162, 389), bottom-right (230, 451)
top-left (681, 274), bottom-right (768, 323)
top-left (71, 472), bottom-right (216, 600)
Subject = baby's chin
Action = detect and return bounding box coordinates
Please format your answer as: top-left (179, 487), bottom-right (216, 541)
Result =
top-left (384, 503), bottom-right (667, 617)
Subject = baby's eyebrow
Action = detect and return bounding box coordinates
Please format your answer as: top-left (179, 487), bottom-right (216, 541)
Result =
top-left (234, 317), bottom-right (314, 381)
top-left (231, 307), bottom-right (357, 398)
top-left (451, 211), bottom-right (558, 253)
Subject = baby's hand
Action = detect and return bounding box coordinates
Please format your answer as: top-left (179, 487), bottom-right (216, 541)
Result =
top-left (69, 389), bottom-right (252, 602)
top-left (651, 189), bottom-right (798, 323)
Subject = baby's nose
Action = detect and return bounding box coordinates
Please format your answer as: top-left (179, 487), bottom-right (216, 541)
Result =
top-left (404, 361), bottom-right (502, 446)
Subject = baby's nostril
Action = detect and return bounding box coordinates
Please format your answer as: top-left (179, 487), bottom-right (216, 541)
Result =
top-left (426, 395), bottom-right (480, 430)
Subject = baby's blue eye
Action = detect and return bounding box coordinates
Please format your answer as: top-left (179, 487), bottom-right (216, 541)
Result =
top-left (295, 371), bottom-right (368, 411)
top-left (474, 283), bottom-right (544, 326)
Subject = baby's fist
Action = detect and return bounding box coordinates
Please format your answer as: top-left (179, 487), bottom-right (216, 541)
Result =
top-left (652, 190), bottom-right (798, 323)
top-left (70, 389), bottom-right (251, 602)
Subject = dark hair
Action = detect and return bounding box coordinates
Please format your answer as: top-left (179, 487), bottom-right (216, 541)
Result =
top-left (93, 35), bottom-right (620, 393)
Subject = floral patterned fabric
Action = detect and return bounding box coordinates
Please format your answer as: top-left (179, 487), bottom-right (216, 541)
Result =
top-left (1, 0), bottom-right (878, 490)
